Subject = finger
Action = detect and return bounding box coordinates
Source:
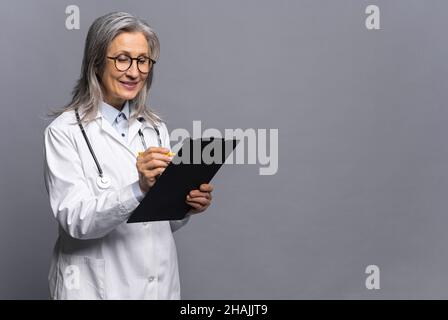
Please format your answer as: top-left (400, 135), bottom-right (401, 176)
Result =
top-left (199, 184), bottom-right (214, 193)
top-left (186, 196), bottom-right (210, 207)
top-left (186, 201), bottom-right (203, 211)
top-left (139, 152), bottom-right (172, 164)
top-left (143, 167), bottom-right (165, 179)
top-left (186, 198), bottom-right (207, 208)
top-left (145, 147), bottom-right (170, 155)
top-left (189, 190), bottom-right (211, 199)
top-left (137, 160), bottom-right (168, 174)
top-left (141, 160), bottom-right (169, 171)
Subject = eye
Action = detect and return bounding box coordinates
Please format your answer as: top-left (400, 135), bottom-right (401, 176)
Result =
top-left (137, 57), bottom-right (149, 64)
top-left (116, 55), bottom-right (130, 62)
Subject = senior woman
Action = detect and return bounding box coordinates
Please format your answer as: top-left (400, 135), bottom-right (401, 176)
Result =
top-left (43, 12), bottom-right (213, 300)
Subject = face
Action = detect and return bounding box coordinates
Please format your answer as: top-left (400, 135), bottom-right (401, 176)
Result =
top-left (100, 32), bottom-right (150, 109)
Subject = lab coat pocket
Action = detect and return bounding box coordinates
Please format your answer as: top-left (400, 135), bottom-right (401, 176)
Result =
top-left (55, 253), bottom-right (106, 300)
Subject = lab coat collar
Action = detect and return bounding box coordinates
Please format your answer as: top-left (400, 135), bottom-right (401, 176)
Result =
top-left (128, 115), bottom-right (161, 150)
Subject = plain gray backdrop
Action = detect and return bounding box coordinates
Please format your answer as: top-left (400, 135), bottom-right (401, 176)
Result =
top-left (1, 0), bottom-right (448, 299)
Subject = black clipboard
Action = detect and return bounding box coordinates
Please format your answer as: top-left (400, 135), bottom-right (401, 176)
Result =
top-left (127, 138), bottom-right (238, 223)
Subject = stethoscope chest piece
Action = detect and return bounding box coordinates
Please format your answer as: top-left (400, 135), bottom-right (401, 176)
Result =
top-left (96, 175), bottom-right (111, 189)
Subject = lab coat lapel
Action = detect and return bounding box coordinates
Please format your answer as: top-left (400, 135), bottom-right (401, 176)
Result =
top-left (128, 117), bottom-right (145, 147)
top-left (99, 117), bottom-right (138, 158)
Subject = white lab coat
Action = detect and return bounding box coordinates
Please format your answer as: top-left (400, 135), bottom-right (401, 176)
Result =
top-left (43, 107), bottom-right (190, 300)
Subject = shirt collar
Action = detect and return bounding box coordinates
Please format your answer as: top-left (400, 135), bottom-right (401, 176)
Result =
top-left (99, 100), bottom-right (130, 125)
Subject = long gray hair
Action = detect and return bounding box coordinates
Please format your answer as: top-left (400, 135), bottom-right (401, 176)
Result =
top-left (52, 12), bottom-right (161, 125)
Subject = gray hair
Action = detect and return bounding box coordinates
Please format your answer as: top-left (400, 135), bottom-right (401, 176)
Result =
top-left (51, 12), bottom-right (161, 125)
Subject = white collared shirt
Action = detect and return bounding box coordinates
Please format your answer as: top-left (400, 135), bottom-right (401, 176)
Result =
top-left (100, 100), bottom-right (130, 141)
top-left (99, 100), bottom-right (144, 201)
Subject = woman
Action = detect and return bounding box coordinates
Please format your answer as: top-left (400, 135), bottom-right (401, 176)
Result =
top-left (43, 12), bottom-right (213, 300)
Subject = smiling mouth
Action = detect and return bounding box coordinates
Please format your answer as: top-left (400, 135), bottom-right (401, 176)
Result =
top-left (119, 81), bottom-right (139, 89)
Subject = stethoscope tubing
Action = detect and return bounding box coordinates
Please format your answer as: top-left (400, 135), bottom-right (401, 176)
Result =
top-left (75, 108), bottom-right (160, 184)
top-left (75, 108), bottom-right (104, 178)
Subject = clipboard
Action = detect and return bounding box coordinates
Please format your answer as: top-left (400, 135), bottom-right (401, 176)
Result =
top-left (127, 137), bottom-right (238, 223)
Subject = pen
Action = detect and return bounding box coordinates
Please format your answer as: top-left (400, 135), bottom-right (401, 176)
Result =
top-left (138, 151), bottom-right (175, 157)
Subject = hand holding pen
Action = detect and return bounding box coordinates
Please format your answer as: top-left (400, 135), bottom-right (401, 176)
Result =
top-left (136, 147), bottom-right (174, 193)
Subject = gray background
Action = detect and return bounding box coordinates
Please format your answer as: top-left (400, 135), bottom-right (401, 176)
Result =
top-left (1, 0), bottom-right (448, 299)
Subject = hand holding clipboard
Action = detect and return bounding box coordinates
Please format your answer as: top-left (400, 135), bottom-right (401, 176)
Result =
top-left (129, 138), bottom-right (238, 223)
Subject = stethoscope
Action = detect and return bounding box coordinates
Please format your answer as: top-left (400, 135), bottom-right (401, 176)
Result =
top-left (75, 108), bottom-right (162, 190)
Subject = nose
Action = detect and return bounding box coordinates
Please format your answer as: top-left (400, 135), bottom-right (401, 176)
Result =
top-left (125, 60), bottom-right (140, 78)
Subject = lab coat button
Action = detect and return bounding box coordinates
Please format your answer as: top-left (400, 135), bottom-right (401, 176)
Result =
top-left (148, 276), bottom-right (155, 282)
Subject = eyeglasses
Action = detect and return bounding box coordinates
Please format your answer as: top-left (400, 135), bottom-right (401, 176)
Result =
top-left (107, 54), bottom-right (156, 74)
